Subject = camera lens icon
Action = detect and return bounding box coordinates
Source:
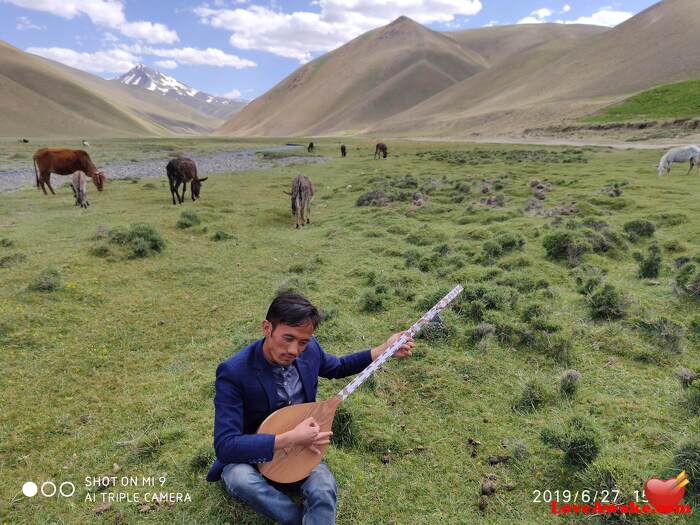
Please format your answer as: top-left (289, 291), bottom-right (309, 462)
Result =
top-left (22, 481), bottom-right (38, 497)
top-left (22, 480), bottom-right (75, 498)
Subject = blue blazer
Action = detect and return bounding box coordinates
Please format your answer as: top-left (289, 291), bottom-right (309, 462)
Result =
top-left (206, 336), bottom-right (372, 482)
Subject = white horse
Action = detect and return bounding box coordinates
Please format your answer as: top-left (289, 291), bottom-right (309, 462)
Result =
top-left (658, 145), bottom-right (700, 176)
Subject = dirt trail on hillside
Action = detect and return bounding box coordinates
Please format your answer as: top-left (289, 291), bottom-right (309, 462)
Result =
top-left (402, 134), bottom-right (700, 150)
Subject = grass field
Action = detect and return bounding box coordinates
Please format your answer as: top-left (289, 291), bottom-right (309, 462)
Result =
top-left (1, 138), bottom-right (700, 524)
top-left (587, 79), bottom-right (700, 123)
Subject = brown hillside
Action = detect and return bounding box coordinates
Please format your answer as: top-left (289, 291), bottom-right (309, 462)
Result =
top-left (376, 0), bottom-right (700, 135)
top-left (0, 40), bottom-right (223, 137)
top-left (217, 16), bottom-right (487, 136)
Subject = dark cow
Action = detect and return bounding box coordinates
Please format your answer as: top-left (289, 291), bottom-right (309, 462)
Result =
top-left (340, 144), bottom-right (347, 157)
top-left (19, 138), bottom-right (29, 143)
top-left (307, 142), bottom-right (315, 153)
top-left (33, 148), bottom-right (106, 195)
top-left (285, 175), bottom-right (314, 228)
top-left (166, 158), bottom-right (208, 205)
top-left (374, 143), bottom-right (388, 159)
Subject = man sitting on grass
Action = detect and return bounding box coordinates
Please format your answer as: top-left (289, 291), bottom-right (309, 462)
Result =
top-left (207, 292), bottom-right (415, 524)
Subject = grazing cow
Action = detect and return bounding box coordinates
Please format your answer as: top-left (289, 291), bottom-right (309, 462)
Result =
top-left (33, 148), bottom-right (106, 195)
top-left (82, 140), bottom-right (90, 147)
top-left (307, 142), bottom-right (315, 153)
top-left (284, 175), bottom-right (314, 228)
top-left (71, 171), bottom-right (89, 208)
top-left (340, 144), bottom-right (347, 157)
top-left (19, 138), bottom-right (29, 143)
top-left (658, 145), bottom-right (700, 177)
top-left (374, 142), bottom-right (388, 159)
top-left (166, 158), bottom-right (207, 205)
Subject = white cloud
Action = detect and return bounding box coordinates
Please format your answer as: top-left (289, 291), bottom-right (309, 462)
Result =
top-left (3, 0), bottom-right (178, 43)
top-left (223, 88), bottom-right (242, 98)
top-left (564, 8), bottom-right (632, 26)
top-left (154, 59), bottom-right (178, 69)
top-left (119, 21), bottom-right (178, 44)
top-left (195, 0), bottom-right (482, 62)
top-left (26, 46), bottom-right (138, 73)
top-left (142, 46), bottom-right (256, 68)
top-left (518, 7), bottom-right (552, 24)
top-left (484, 20), bottom-right (499, 27)
top-left (16, 15), bottom-right (44, 30)
top-left (562, 4), bottom-right (571, 13)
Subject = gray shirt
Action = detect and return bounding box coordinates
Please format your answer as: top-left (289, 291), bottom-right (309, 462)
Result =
top-left (270, 363), bottom-right (305, 408)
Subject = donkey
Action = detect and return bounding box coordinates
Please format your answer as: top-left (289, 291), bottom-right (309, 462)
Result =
top-left (284, 175), bottom-right (315, 228)
top-left (70, 171), bottom-right (89, 208)
top-left (658, 145), bottom-right (700, 177)
top-left (340, 144), bottom-right (347, 157)
top-left (166, 158), bottom-right (207, 205)
top-left (374, 143), bottom-right (388, 159)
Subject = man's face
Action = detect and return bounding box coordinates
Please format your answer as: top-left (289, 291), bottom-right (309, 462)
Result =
top-left (262, 320), bottom-right (315, 366)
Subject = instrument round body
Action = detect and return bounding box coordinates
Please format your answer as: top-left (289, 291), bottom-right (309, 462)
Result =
top-left (257, 396), bottom-right (342, 483)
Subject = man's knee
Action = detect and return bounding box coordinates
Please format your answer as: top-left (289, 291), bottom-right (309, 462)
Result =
top-left (305, 463), bottom-right (337, 500)
top-left (221, 463), bottom-right (262, 497)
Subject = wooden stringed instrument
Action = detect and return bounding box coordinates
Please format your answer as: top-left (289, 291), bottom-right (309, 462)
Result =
top-left (256, 285), bottom-right (464, 483)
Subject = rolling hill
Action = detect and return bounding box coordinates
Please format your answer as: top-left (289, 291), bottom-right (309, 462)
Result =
top-left (0, 40), bottom-right (225, 138)
top-left (217, 16), bottom-right (490, 136)
top-left (219, 0), bottom-right (700, 138)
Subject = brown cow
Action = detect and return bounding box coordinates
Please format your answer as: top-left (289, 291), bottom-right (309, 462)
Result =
top-left (374, 142), bottom-right (388, 159)
top-left (33, 148), bottom-right (106, 195)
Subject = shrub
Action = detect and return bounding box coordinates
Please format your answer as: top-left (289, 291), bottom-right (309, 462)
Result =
top-left (623, 219), bottom-right (655, 240)
top-left (513, 379), bottom-right (551, 411)
top-left (332, 404), bottom-right (357, 448)
top-left (675, 264), bottom-right (700, 298)
top-left (532, 333), bottom-right (572, 363)
top-left (356, 190), bottom-right (388, 207)
top-left (541, 416), bottom-right (600, 468)
top-left (633, 244), bottom-right (661, 278)
top-left (543, 231), bottom-right (590, 265)
top-left (673, 437), bottom-right (700, 503)
top-left (211, 231), bottom-right (235, 241)
top-left (176, 210), bottom-right (201, 229)
top-left (636, 317), bottom-right (684, 353)
top-left (560, 369), bottom-right (582, 397)
top-left (0, 238), bottom-right (15, 247)
top-left (95, 224), bottom-right (165, 259)
top-left (29, 268), bottom-right (62, 292)
top-left (589, 284), bottom-right (626, 320)
top-left (482, 240), bottom-right (502, 260)
top-left (0, 253), bottom-right (26, 268)
top-left (361, 291), bottom-right (384, 313)
top-left (126, 224), bottom-right (165, 257)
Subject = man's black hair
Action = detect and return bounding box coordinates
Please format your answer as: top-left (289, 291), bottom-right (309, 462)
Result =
top-left (266, 292), bottom-right (322, 330)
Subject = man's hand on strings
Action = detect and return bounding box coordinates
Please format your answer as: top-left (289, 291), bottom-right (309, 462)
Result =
top-left (290, 417), bottom-right (333, 454)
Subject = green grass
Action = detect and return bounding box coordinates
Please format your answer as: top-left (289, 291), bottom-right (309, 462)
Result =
top-left (1, 138), bottom-right (699, 524)
top-left (587, 79), bottom-right (700, 123)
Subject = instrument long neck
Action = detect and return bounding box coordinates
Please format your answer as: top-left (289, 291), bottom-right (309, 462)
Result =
top-left (336, 284), bottom-right (463, 401)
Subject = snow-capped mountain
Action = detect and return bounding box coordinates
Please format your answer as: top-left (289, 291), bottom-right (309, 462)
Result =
top-left (115, 64), bottom-right (246, 120)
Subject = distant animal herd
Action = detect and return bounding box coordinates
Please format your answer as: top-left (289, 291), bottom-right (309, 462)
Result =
top-left (28, 142), bottom-right (389, 228)
top-left (26, 141), bottom-right (698, 228)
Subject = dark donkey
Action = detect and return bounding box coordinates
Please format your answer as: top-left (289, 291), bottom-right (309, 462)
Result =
top-left (284, 175), bottom-right (315, 228)
top-left (166, 158), bottom-right (208, 205)
top-left (374, 142), bottom-right (388, 159)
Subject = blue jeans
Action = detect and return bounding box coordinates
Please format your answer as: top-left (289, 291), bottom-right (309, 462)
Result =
top-left (221, 462), bottom-right (337, 525)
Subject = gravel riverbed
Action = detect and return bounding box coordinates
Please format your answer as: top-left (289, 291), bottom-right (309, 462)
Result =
top-left (0, 146), bottom-right (327, 192)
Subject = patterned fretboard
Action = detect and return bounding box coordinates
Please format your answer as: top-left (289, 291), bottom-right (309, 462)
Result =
top-left (337, 284), bottom-right (464, 401)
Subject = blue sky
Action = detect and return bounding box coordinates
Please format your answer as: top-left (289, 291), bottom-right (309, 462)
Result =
top-left (0, 1), bottom-right (659, 100)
